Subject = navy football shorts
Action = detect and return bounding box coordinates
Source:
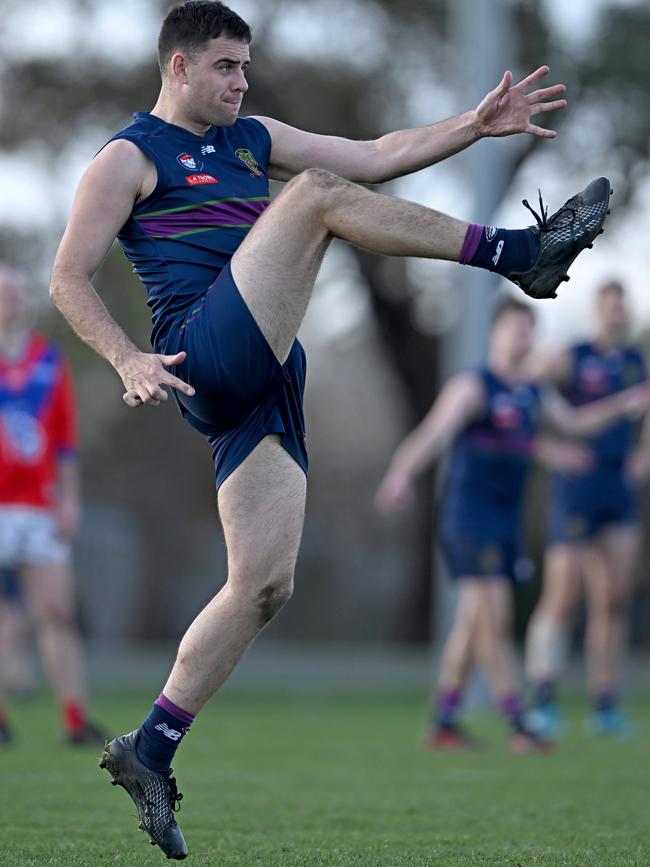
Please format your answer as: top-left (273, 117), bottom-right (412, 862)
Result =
top-left (548, 464), bottom-right (639, 544)
top-left (437, 512), bottom-right (528, 583)
top-left (163, 262), bottom-right (308, 488)
top-left (0, 568), bottom-right (21, 602)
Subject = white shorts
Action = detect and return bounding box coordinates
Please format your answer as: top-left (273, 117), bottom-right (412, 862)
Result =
top-left (0, 506), bottom-right (70, 568)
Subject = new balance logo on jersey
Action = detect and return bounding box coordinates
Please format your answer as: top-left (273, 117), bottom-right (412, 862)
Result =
top-left (154, 722), bottom-right (183, 741)
top-left (201, 144), bottom-right (216, 156)
top-left (492, 240), bottom-right (504, 267)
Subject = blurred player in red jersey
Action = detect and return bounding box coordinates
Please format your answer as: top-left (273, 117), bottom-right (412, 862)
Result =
top-left (0, 264), bottom-right (104, 746)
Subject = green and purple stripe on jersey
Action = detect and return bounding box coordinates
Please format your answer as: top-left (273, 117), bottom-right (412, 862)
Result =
top-left (136, 195), bottom-right (271, 239)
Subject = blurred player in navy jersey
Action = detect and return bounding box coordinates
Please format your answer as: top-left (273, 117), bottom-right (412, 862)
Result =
top-left (50, 0), bottom-right (613, 856)
top-left (376, 297), bottom-right (649, 752)
top-left (525, 280), bottom-right (650, 738)
top-left (0, 265), bottom-right (104, 746)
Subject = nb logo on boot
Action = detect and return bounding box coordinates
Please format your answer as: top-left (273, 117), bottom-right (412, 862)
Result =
top-left (154, 722), bottom-right (183, 741)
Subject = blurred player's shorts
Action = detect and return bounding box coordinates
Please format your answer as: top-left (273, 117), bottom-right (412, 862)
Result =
top-left (0, 507), bottom-right (70, 567)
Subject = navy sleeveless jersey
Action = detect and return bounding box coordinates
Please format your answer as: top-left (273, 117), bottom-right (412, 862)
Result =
top-left (561, 342), bottom-right (647, 463)
top-left (441, 369), bottom-right (542, 524)
top-left (106, 112), bottom-right (272, 347)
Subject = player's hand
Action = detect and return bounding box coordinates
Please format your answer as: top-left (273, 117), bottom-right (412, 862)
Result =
top-left (624, 446), bottom-right (650, 484)
top-left (118, 351), bottom-right (195, 408)
top-left (374, 472), bottom-right (416, 516)
top-left (474, 65), bottom-right (567, 139)
top-left (55, 494), bottom-right (81, 541)
top-left (620, 383), bottom-right (650, 419)
top-left (540, 440), bottom-right (594, 475)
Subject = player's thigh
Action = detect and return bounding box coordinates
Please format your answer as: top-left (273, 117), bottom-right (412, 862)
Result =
top-left (478, 578), bottom-right (513, 638)
top-left (217, 434), bottom-right (307, 584)
top-left (21, 560), bottom-right (77, 625)
top-left (541, 543), bottom-right (583, 613)
top-left (230, 172), bottom-right (336, 362)
top-left (584, 527), bottom-right (639, 612)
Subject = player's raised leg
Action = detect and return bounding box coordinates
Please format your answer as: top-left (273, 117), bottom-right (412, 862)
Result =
top-left (583, 527), bottom-right (640, 736)
top-left (232, 169), bottom-right (611, 363)
top-left (101, 436), bottom-right (306, 860)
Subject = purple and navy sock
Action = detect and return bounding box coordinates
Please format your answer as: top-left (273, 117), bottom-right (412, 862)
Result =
top-left (535, 680), bottom-right (556, 708)
top-left (136, 692), bottom-right (195, 772)
top-left (435, 688), bottom-right (463, 730)
top-left (459, 224), bottom-right (540, 278)
top-left (500, 693), bottom-right (526, 733)
top-left (594, 690), bottom-right (617, 713)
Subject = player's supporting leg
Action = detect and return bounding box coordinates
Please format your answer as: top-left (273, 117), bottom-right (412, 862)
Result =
top-left (426, 581), bottom-right (482, 749)
top-left (475, 579), bottom-right (547, 753)
top-left (21, 561), bottom-right (102, 744)
top-left (524, 543), bottom-right (581, 736)
top-left (231, 170), bottom-right (609, 364)
top-left (583, 527), bottom-right (640, 736)
top-left (101, 436), bottom-right (306, 860)
top-left (162, 435), bottom-right (306, 712)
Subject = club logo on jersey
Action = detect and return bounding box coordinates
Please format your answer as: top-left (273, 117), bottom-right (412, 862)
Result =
top-left (186, 174), bottom-right (219, 186)
top-left (177, 153), bottom-right (203, 172)
top-left (579, 360), bottom-right (609, 394)
top-left (1, 410), bottom-right (45, 463)
top-left (235, 147), bottom-right (262, 176)
top-left (491, 395), bottom-right (522, 430)
top-left (485, 226), bottom-right (497, 241)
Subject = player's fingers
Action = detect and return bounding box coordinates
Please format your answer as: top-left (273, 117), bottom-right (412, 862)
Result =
top-left (527, 84), bottom-right (566, 102)
top-left (147, 382), bottom-right (169, 402)
top-left (159, 352), bottom-right (187, 367)
top-left (515, 64), bottom-right (549, 90)
top-left (162, 373), bottom-right (195, 397)
top-left (134, 383), bottom-right (159, 407)
top-left (526, 123), bottom-right (557, 139)
top-left (529, 99), bottom-right (567, 115)
top-left (123, 389), bottom-right (143, 408)
top-left (495, 70), bottom-right (512, 94)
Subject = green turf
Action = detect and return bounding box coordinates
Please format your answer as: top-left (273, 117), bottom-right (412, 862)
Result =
top-left (1, 690), bottom-right (648, 866)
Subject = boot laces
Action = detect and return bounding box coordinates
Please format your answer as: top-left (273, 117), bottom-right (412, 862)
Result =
top-left (522, 189), bottom-right (577, 232)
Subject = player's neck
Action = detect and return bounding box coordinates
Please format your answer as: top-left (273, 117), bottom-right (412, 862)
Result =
top-left (489, 350), bottom-right (528, 384)
top-left (150, 93), bottom-right (211, 138)
top-left (594, 330), bottom-right (625, 351)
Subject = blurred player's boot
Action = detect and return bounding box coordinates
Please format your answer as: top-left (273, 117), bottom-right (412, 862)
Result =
top-left (100, 730), bottom-right (188, 860)
top-left (525, 702), bottom-right (564, 740)
top-left (508, 723), bottom-right (552, 755)
top-left (0, 719), bottom-right (14, 746)
top-left (508, 177), bottom-right (611, 299)
top-left (65, 721), bottom-right (109, 746)
top-left (424, 724), bottom-right (482, 751)
top-left (586, 707), bottom-right (636, 739)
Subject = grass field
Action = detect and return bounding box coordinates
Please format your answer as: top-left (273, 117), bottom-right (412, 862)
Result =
top-left (1, 689), bottom-right (649, 866)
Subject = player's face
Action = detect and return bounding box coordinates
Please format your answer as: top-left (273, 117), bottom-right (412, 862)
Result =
top-left (597, 289), bottom-right (628, 338)
top-left (0, 271), bottom-right (28, 331)
top-left (183, 37), bottom-right (250, 127)
top-left (492, 311), bottom-right (535, 361)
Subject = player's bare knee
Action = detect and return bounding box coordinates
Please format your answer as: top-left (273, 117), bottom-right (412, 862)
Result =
top-left (256, 575), bottom-right (294, 625)
top-left (286, 168), bottom-right (346, 206)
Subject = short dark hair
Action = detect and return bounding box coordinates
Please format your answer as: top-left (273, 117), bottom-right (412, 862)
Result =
top-left (491, 295), bottom-right (536, 328)
top-left (158, 1), bottom-right (252, 72)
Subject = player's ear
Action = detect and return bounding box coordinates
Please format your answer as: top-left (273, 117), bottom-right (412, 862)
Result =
top-left (170, 52), bottom-right (191, 84)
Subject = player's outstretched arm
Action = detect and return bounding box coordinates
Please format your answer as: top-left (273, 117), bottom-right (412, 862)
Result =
top-left (255, 66), bottom-right (565, 184)
top-left (374, 373), bottom-right (483, 516)
top-left (542, 384), bottom-right (650, 437)
top-left (50, 141), bottom-right (194, 409)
